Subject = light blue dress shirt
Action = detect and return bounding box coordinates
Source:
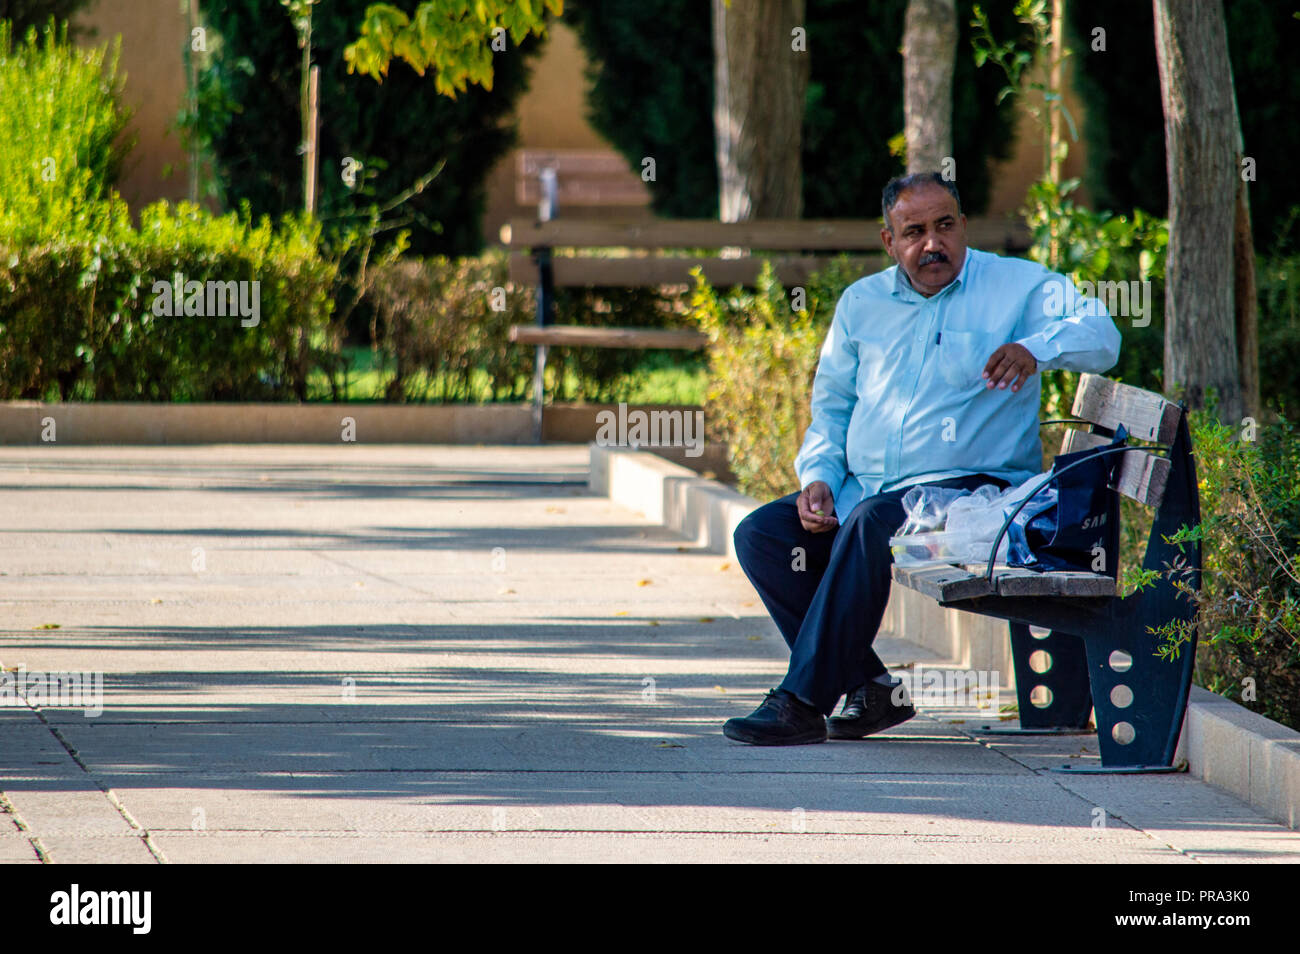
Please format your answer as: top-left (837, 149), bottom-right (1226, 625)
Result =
top-left (794, 247), bottom-right (1122, 521)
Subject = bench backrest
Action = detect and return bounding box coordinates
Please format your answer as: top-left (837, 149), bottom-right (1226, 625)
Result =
top-left (499, 217), bottom-right (1033, 288)
top-left (1057, 374), bottom-right (1183, 508)
top-left (501, 217), bottom-right (1031, 252)
top-left (516, 149), bottom-right (652, 208)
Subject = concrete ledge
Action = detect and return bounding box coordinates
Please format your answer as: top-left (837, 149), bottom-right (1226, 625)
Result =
top-left (1183, 685), bottom-right (1300, 830)
top-left (880, 586), bottom-right (1016, 686)
top-left (593, 445), bottom-right (1300, 831)
top-left (589, 445), bottom-right (751, 549)
top-left (0, 401), bottom-right (702, 446)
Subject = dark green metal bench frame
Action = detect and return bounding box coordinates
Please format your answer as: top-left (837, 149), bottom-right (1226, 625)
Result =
top-left (891, 374), bottom-right (1202, 773)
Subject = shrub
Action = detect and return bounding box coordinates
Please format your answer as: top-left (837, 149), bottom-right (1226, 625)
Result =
top-left (189, 0), bottom-right (544, 257)
top-left (689, 258), bottom-right (860, 500)
top-left (546, 283), bottom-right (697, 403)
top-left (0, 20), bottom-right (133, 242)
top-left (365, 251), bottom-right (535, 402)
top-left (0, 202), bottom-right (337, 401)
top-left (1256, 208), bottom-right (1300, 414)
top-left (1129, 410), bottom-right (1300, 731)
top-left (0, 2), bottom-right (97, 38)
top-left (1021, 179), bottom-right (1168, 419)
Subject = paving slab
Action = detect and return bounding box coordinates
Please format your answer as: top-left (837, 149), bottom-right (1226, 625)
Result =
top-left (1, 445), bottom-right (1297, 864)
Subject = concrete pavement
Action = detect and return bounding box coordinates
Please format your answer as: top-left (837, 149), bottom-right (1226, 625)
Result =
top-left (0, 445), bottom-right (1297, 863)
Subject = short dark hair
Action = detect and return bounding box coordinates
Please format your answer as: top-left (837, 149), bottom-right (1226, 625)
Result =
top-left (882, 172), bottom-right (962, 233)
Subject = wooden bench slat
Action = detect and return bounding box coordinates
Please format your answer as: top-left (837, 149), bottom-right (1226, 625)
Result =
top-left (974, 565), bottom-right (1116, 598)
top-left (1071, 373), bottom-right (1182, 443)
top-left (518, 177), bottom-right (652, 207)
top-left (891, 564), bottom-right (993, 602)
top-left (517, 149), bottom-right (640, 176)
top-left (515, 150), bottom-right (653, 207)
top-left (1058, 428), bottom-right (1172, 507)
top-left (508, 253), bottom-right (883, 288)
top-left (509, 325), bottom-right (707, 350)
top-left (505, 219), bottom-right (888, 250)
top-left (894, 561), bottom-right (1116, 601)
top-left (501, 217), bottom-right (1032, 253)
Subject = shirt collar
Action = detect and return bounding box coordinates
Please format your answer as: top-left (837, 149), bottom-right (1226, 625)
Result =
top-left (892, 247), bottom-right (974, 302)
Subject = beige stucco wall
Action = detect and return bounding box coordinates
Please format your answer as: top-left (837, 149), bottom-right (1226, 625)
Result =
top-left (986, 56), bottom-right (1093, 217)
top-left (76, 0), bottom-right (191, 211)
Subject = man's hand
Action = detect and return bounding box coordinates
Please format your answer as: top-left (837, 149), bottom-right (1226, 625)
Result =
top-left (797, 481), bottom-right (838, 533)
top-left (982, 343), bottom-right (1038, 392)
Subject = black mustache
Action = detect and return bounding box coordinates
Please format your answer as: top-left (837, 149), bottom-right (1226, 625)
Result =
top-left (919, 251), bottom-right (949, 266)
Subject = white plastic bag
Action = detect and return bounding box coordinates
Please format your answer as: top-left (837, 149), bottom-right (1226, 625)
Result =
top-left (890, 475), bottom-right (1058, 567)
top-left (895, 485), bottom-right (979, 537)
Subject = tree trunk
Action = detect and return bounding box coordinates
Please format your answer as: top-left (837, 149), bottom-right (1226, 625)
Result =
top-left (712, 0), bottom-right (808, 222)
top-left (1153, 0), bottom-right (1243, 422)
top-left (902, 0), bottom-right (956, 173)
top-left (1229, 61), bottom-right (1260, 419)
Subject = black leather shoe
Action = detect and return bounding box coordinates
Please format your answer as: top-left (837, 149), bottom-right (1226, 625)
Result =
top-left (723, 689), bottom-right (827, 745)
top-left (827, 680), bottom-right (916, 739)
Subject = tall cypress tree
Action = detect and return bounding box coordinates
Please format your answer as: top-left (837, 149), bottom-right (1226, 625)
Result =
top-left (565, 0), bottom-right (717, 218)
top-left (193, 0), bottom-right (544, 255)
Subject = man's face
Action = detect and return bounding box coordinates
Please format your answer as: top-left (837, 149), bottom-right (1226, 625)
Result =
top-left (881, 184), bottom-right (968, 297)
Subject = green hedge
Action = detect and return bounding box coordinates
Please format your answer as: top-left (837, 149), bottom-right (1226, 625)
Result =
top-left (364, 251), bottom-right (535, 402)
top-left (690, 258), bottom-right (859, 501)
top-left (0, 203), bottom-right (337, 401)
top-left (0, 22), bottom-right (670, 406)
top-left (0, 24), bottom-right (338, 401)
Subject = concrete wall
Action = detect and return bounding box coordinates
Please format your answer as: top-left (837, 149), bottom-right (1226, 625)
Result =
top-left (77, 0), bottom-right (191, 212)
top-left (0, 402), bottom-right (719, 448)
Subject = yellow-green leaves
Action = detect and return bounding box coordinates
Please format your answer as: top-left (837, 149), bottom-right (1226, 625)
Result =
top-left (344, 0), bottom-right (562, 97)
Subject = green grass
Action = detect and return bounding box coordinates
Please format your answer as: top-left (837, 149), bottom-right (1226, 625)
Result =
top-left (305, 345), bottom-right (707, 405)
top-left (601, 350), bottom-right (707, 405)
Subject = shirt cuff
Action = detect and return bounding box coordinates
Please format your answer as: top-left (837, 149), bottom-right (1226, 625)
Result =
top-left (796, 465), bottom-right (845, 497)
top-left (1016, 334), bottom-right (1061, 373)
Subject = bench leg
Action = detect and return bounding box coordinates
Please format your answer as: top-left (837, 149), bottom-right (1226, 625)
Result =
top-left (1050, 613), bottom-right (1195, 773)
top-left (531, 343), bottom-right (547, 443)
top-left (977, 623), bottom-right (1092, 735)
top-left (1052, 414), bottom-right (1201, 773)
top-left (531, 244), bottom-right (555, 444)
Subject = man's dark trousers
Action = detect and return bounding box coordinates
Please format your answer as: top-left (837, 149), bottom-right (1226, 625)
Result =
top-left (733, 474), bottom-right (1006, 716)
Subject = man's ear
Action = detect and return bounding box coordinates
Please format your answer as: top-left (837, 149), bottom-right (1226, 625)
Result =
top-left (881, 226), bottom-right (895, 260)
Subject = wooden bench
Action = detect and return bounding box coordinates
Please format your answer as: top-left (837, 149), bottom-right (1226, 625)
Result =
top-left (502, 215), bottom-right (1032, 438)
top-left (891, 374), bottom-right (1201, 773)
top-left (500, 216), bottom-right (1031, 290)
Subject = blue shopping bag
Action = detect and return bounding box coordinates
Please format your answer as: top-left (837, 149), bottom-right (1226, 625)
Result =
top-left (1011, 425), bottom-right (1128, 574)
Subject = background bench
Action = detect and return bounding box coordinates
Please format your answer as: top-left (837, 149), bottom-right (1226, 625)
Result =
top-left (501, 214), bottom-right (1032, 437)
top-left (500, 215), bottom-right (1032, 290)
top-left (892, 374), bottom-right (1201, 773)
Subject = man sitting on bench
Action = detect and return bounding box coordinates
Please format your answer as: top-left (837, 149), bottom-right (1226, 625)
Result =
top-left (724, 171), bottom-right (1122, 746)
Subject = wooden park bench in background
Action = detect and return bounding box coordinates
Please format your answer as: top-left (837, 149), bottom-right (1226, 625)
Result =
top-left (891, 374), bottom-right (1200, 773)
top-left (501, 188), bottom-right (1032, 437)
